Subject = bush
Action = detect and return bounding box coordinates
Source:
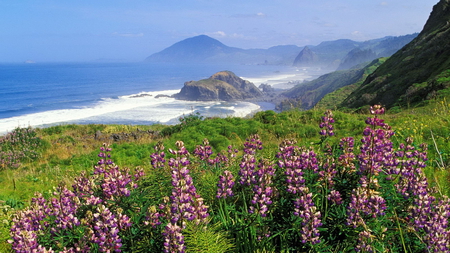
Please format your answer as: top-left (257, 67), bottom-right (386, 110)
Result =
top-left (0, 127), bottom-right (45, 170)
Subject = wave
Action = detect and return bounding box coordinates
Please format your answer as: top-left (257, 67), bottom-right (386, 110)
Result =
top-left (241, 70), bottom-right (314, 90)
top-left (0, 89), bottom-right (261, 135)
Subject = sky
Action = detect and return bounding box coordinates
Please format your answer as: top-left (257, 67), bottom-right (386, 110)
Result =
top-left (0, 0), bottom-right (439, 62)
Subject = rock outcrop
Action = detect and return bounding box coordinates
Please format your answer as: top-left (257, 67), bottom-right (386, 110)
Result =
top-left (174, 71), bottom-right (263, 101)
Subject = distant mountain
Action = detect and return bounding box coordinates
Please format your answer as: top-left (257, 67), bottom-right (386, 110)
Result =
top-left (292, 46), bottom-right (319, 67)
top-left (292, 34), bottom-right (417, 70)
top-left (340, 0), bottom-right (450, 110)
top-left (337, 48), bottom-right (377, 70)
top-left (174, 71), bottom-right (263, 101)
top-left (145, 35), bottom-right (300, 65)
top-left (145, 35), bottom-right (241, 62)
top-left (145, 34), bottom-right (415, 66)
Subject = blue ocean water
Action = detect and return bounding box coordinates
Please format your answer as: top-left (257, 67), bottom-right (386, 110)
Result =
top-left (0, 62), bottom-right (313, 134)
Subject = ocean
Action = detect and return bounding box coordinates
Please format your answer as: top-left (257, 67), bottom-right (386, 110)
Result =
top-left (0, 62), bottom-right (318, 135)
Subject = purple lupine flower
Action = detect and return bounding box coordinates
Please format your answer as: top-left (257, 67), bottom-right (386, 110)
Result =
top-left (392, 140), bottom-right (428, 198)
top-left (94, 143), bottom-right (113, 174)
top-left (101, 166), bottom-right (133, 200)
top-left (227, 145), bottom-right (239, 158)
top-left (293, 191), bottom-right (322, 245)
top-left (319, 110), bottom-right (335, 137)
top-left (277, 140), bottom-right (322, 244)
top-left (9, 193), bottom-right (48, 252)
top-left (9, 144), bottom-right (138, 253)
top-left (72, 171), bottom-right (97, 198)
top-left (193, 138), bottom-right (213, 161)
top-left (359, 117), bottom-right (395, 176)
top-left (163, 223), bottom-right (185, 253)
top-left (392, 139), bottom-right (450, 252)
top-left (161, 141), bottom-right (209, 252)
top-left (370, 104), bottom-right (385, 115)
top-left (346, 177), bottom-right (387, 228)
top-left (145, 206), bottom-right (163, 228)
top-left (249, 159), bottom-right (276, 217)
top-left (409, 190), bottom-right (450, 252)
top-left (49, 186), bottom-right (81, 233)
top-left (150, 142), bottom-right (166, 169)
top-left (338, 137), bottom-right (356, 174)
top-left (346, 105), bottom-right (390, 236)
top-left (239, 153), bottom-right (257, 186)
top-left (90, 205), bottom-right (131, 252)
top-left (169, 141), bottom-right (190, 157)
top-left (208, 151), bottom-right (228, 166)
top-left (327, 190), bottom-right (342, 205)
top-left (216, 170), bottom-right (235, 199)
top-left (284, 148), bottom-right (319, 194)
top-left (318, 156), bottom-right (337, 188)
top-left (243, 134), bottom-right (263, 155)
top-left (355, 230), bottom-right (374, 252)
top-left (239, 135), bottom-right (263, 185)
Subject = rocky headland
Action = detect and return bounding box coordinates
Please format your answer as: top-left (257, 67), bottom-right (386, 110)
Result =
top-left (174, 71), bottom-right (265, 101)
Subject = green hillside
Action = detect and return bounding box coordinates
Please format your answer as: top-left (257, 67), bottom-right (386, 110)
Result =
top-left (340, 0), bottom-right (450, 110)
top-left (281, 58), bottom-right (386, 110)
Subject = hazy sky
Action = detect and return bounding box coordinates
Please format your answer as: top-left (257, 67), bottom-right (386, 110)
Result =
top-left (0, 0), bottom-right (439, 62)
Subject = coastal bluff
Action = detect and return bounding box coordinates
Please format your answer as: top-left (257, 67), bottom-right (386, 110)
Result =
top-left (174, 71), bottom-right (263, 101)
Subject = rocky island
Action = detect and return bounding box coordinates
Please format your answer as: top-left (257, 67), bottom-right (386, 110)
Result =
top-left (174, 71), bottom-right (264, 101)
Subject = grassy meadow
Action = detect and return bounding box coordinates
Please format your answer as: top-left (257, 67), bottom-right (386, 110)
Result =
top-left (1, 98), bottom-right (450, 252)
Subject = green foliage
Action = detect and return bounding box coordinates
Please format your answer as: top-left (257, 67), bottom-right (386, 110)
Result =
top-left (183, 222), bottom-right (234, 253)
top-left (0, 200), bottom-right (15, 253)
top-left (161, 112), bottom-right (204, 136)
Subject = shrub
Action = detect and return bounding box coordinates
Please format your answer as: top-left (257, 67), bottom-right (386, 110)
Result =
top-left (0, 127), bottom-right (45, 170)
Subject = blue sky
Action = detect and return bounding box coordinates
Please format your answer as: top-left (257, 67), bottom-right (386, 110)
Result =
top-left (0, 0), bottom-right (438, 62)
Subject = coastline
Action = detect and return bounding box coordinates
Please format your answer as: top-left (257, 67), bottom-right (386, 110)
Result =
top-left (0, 65), bottom-right (321, 136)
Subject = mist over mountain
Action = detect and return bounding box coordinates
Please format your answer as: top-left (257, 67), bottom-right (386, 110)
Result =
top-left (145, 34), bottom-right (416, 69)
top-left (292, 34), bottom-right (417, 70)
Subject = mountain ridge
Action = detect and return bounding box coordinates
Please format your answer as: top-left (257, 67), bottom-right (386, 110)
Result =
top-left (145, 34), bottom-right (417, 68)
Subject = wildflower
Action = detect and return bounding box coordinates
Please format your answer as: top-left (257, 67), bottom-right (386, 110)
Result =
top-left (319, 110), bottom-right (335, 137)
top-left (193, 138), bottom-right (213, 162)
top-left (355, 230), bottom-right (374, 252)
top-left (327, 190), bottom-right (342, 205)
top-left (294, 191), bottom-right (322, 245)
top-left (150, 142), bottom-right (166, 169)
top-left (162, 141), bottom-right (209, 252)
top-left (162, 223), bottom-right (185, 253)
top-left (278, 141), bottom-right (322, 244)
top-left (216, 170), bottom-right (235, 199)
top-left (338, 137), bottom-right (356, 174)
top-left (249, 159), bottom-right (275, 217)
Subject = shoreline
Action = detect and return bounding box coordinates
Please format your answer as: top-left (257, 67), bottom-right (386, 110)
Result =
top-left (0, 66), bottom-right (323, 135)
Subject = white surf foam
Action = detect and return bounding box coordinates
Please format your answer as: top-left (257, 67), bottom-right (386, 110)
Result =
top-left (0, 89), bottom-right (262, 135)
top-left (241, 69), bottom-right (314, 90)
